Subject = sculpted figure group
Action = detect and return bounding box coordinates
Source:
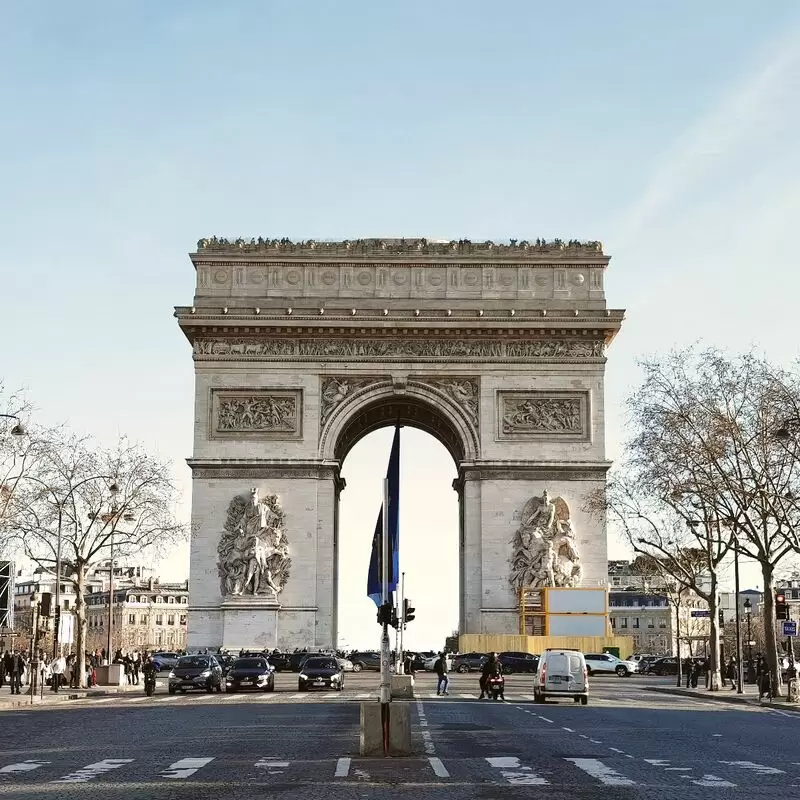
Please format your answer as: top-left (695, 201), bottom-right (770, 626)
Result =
top-left (217, 488), bottom-right (291, 598)
top-left (509, 491), bottom-right (582, 592)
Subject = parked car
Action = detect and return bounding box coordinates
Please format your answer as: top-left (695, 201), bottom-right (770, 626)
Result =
top-left (168, 655), bottom-right (223, 694)
top-left (452, 652), bottom-right (487, 673)
top-left (584, 653), bottom-right (637, 677)
top-left (225, 657), bottom-right (275, 693)
top-left (215, 653), bottom-right (235, 676)
top-left (151, 652), bottom-right (181, 672)
top-left (337, 657), bottom-right (355, 672)
top-left (499, 652), bottom-right (539, 674)
top-left (268, 652), bottom-right (292, 672)
top-left (349, 652), bottom-right (382, 672)
top-left (648, 657), bottom-right (679, 676)
top-left (534, 649), bottom-right (588, 705)
top-left (299, 656), bottom-right (345, 691)
top-left (423, 654), bottom-right (451, 671)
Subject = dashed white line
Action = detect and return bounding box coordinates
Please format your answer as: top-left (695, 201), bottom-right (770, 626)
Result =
top-left (0, 760), bottom-right (50, 774)
top-left (416, 699), bottom-right (436, 755)
top-left (162, 757), bottom-right (215, 780)
top-left (562, 727), bottom-right (575, 732)
top-left (428, 757), bottom-right (450, 778)
top-left (719, 760), bottom-right (784, 775)
top-left (53, 758), bottom-right (134, 784)
top-left (538, 716), bottom-right (553, 723)
top-left (334, 757), bottom-right (350, 778)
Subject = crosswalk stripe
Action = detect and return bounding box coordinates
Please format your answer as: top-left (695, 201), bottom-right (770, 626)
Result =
top-left (0, 760), bottom-right (50, 774)
top-left (289, 693), bottom-right (308, 700)
top-left (565, 758), bottom-right (635, 786)
top-left (53, 758), bottom-right (134, 784)
top-left (719, 761), bottom-right (785, 775)
top-left (486, 756), bottom-right (547, 785)
top-left (162, 757), bottom-right (215, 780)
top-left (323, 693), bottom-right (339, 698)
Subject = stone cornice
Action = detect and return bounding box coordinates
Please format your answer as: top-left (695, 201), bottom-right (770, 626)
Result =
top-left (459, 461), bottom-right (613, 482)
top-left (186, 459), bottom-right (340, 480)
top-left (193, 237), bottom-right (607, 261)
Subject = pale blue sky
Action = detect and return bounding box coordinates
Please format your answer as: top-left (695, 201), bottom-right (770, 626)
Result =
top-left (2, 2), bottom-right (799, 649)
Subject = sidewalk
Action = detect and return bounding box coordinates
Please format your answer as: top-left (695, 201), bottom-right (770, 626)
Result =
top-left (0, 680), bottom-right (163, 709)
top-left (645, 682), bottom-right (800, 714)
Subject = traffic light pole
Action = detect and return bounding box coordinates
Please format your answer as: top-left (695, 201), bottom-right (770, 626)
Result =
top-left (399, 572), bottom-right (405, 673)
top-left (379, 478), bottom-right (391, 756)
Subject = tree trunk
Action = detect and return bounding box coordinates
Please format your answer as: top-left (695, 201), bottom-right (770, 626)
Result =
top-left (708, 577), bottom-right (722, 690)
top-left (74, 566), bottom-right (87, 689)
top-left (761, 563), bottom-right (783, 697)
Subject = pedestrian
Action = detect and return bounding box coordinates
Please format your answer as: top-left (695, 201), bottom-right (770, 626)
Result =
top-left (758, 656), bottom-right (772, 700)
top-left (0, 649), bottom-right (6, 689)
top-left (434, 651), bottom-right (449, 696)
top-left (51, 654), bottom-right (66, 693)
top-left (6, 649), bottom-right (24, 695)
top-left (690, 660), bottom-right (700, 688)
top-left (123, 652), bottom-right (134, 685)
top-left (702, 657), bottom-right (711, 688)
top-left (403, 652), bottom-right (415, 676)
top-left (132, 651), bottom-right (141, 684)
top-left (684, 657), bottom-right (693, 688)
top-left (726, 657), bottom-right (738, 691)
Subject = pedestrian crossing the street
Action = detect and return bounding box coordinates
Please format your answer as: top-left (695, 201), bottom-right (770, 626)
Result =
top-left (0, 754), bottom-right (794, 788)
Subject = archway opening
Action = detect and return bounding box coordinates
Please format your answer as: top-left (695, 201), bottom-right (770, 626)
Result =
top-left (336, 425), bottom-right (459, 653)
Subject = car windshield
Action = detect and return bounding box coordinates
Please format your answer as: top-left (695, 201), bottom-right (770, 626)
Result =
top-left (234, 659), bottom-right (267, 669)
top-left (177, 656), bottom-right (210, 668)
top-left (305, 658), bottom-right (337, 669)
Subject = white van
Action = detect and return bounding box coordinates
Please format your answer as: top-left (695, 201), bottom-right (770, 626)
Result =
top-left (534, 649), bottom-right (588, 705)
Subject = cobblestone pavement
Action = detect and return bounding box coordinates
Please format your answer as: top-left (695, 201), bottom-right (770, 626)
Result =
top-left (0, 674), bottom-right (798, 799)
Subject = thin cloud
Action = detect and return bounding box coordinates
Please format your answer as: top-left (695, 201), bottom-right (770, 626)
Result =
top-left (616, 27), bottom-right (800, 243)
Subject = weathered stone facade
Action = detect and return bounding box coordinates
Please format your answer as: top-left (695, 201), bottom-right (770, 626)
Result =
top-left (176, 238), bottom-right (624, 651)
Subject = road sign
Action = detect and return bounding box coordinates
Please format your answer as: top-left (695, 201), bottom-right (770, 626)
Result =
top-left (782, 620), bottom-right (797, 637)
top-left (691, 610), bottom-right (711, 617)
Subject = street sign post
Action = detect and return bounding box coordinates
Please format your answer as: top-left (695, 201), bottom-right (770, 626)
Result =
top-left (782, 620), bottom-right (797, 637)
top-left (691, 610), bottom-right (711, 618)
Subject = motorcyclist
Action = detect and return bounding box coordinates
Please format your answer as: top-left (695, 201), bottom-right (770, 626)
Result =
top-left (142, 655), bottom-right (158, 694)
top-left (479, 652), bottom-right (503, 699)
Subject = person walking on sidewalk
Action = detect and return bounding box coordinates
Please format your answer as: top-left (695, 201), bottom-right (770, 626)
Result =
top-left (726, 657), bottom-right (738, 691)
top-left (6, 650), bottom-right (24, 695)
top-left (434, 652), bottom-right (450, 696)
top-left (51, 654), bottom-right (66, 693)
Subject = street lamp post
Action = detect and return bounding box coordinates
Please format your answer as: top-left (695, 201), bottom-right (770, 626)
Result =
top-left (105, 482), bottom-right (120, 663)
top-left (733, 543), bottom-right (744, 694)
top-left (0, 414), bottom-right (27, 438)
top-left (744, 598), bottom-right (755, 683)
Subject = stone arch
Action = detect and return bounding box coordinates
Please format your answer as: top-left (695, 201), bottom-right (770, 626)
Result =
top-left (319, 381), bottom-right (479, 465)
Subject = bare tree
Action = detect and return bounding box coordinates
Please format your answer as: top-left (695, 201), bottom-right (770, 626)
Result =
top-left (4, 433), bottom-right (186, 686)
top-left (0, 384), bottom-right (37, 527)
top-left (606, 348), bottom-right (800, 695)
top-left (590, 479), bottom-right (726, 686)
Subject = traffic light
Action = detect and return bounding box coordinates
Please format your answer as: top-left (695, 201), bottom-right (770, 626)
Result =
top-left (389, 607), bottom-right (400, 630)
top-left (776, 592), bottom-right (790, 620)
top-left (54, 605), bottom-right (61, 643)
top-left (377, 602), bottom-right (393, 626)
top-left (40, 592), bottom-right (52, 618)
top-left (403, 598), bottom-right (416, 624)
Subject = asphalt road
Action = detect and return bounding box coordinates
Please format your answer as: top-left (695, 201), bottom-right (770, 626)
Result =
top-left (0, 672), bottom-right (798, 799)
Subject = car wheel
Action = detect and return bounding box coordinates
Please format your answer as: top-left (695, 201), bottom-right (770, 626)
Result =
top-left (180, 688), bottom-right (186, 694)
top-left (206, 680), bottom-right (214, 693)
top-left (352, 663), bottom-right (362, 673)
top-left (534, 691), bottom-right (545, 704)
top-left (168, 686), bottom-right (176, 695)
top-left (227, 687), bottom-right (236, 694)
top-left (580, 696), bottom-right (588, 706)
top-left (615, 666), bottom-right (629, 677)
top-left (504, 668), bottom-right (513, 675)
top-left (267, 680), bottom-right (275, 692)
top-left (457, 664), bottom-right (468, 673)
top-left (586, 668), bottom-right (593, 677)
top-left (216, 681), bottom-right (222, 692)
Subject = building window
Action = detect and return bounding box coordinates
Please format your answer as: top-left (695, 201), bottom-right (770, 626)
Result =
top-left (620, 617), bottom-right (628, 629)
top-left (168, 614), bottom-right (175, 626)
top-left (659, 618), bottom-right (667, 629)
top-left (140, 615), bottom-right (148, 625)
top-left (155, 596), bottom-right (163, 604)
top-left (632, 618), bottom-right (640, 629)
top-left (156, 614), bottom-right (163, 626)
top-left (168, 596), bottom-right (175, 604)
top-left (156, 630), bottom-right (163, 646)
top-left (180, 596), bottom-right (187, 604)
top-left (128, 614), bottom-right (136, 625)
top-left (140, 595), bottom-right (147, 603)
top-left (647, 617), bottom-right (655, 629)
top-left (180, 614), bottom-right (187, 625)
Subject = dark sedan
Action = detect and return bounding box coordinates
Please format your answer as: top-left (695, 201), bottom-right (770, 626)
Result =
top-left (349, 652), bottom-right (382, 672)
top-left (452, 652), bottom-right (487, 673)
top-left (298, 657), bottom-right (345, 691)
top-left (225, 657), bottom-right (275, 693)
top-left (648, 657), bottom-right (679, 676)
top-left (168, 655), bottom-right (223, 694)
top-left (499, 651), bottom-right (539, 674)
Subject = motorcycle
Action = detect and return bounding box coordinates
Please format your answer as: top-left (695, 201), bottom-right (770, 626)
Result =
top-left (144, 673), bottom-right (157, 697)
top-left (486, 674), bottom-right (505, 700)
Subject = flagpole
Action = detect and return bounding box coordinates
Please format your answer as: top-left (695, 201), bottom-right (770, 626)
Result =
top-left (399, 571), bottom-right (405, 673)
top-left (380, 477), bottom-right (391, 755)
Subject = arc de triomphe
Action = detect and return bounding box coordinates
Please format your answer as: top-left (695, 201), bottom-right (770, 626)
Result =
top-left (176, 238), bottom-right (624, 651)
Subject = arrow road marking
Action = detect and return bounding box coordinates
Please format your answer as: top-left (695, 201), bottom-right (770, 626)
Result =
top-left (486, 757), bottom-right (547, 785)
top-left (53, 759), bottom-right (133, 784)
top-left (334, 758), bottom-right (351, 777)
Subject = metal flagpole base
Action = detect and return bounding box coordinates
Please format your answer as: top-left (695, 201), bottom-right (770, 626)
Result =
top-left (380, 624), bottom-right (391, 756)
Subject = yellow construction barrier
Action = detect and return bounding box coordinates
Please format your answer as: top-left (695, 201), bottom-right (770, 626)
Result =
top-left (458, 633), bottom-right (634, 660)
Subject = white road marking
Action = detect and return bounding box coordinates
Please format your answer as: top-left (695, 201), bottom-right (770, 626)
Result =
top-left (0, 760), bottom-right (50, 774)
top-left (589, 739), bottom-right (602, 744)
top-left (428, 757), bottom-right (450, 777)
top-left (485, 756), bottom-right (547, 785)
top-left (255, 759), bottom-right (290, 774)
top-left (683, 774), bottom-right (736, 787)
top-left (459, 694), bottom-right (473, 699)
top-left (538, 716), bottom-right (553, 723)
top-left (562, 727), bottom-right (575, 732)
top-left (323, 693), bottom-right (339, 698)
top-left (566, 758), bottom-right (635, 786)
top-left (53, 759), bottom-right (133, 784)
top-left (162, 757), bottom-right (215, 780)
top-left (520, 694), bottom-right (536, 700)
top-left (334, 757), bottom-right (351, 777)
top-left (609, 748), bottom-right (625, 754)
top-left (126, 697), bottom-right (149, 703)
top-left (289, 693), bottom-right (308, 699)
top-left (416, 699), bottom-right (436, 755)
top-left (353, 693), bottom-right (371, 699)
top-left (720, 760), bottom-right (784, 775)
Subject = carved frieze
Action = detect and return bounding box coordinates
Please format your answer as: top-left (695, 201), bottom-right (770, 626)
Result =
top-left (414, 378), bottom-right (479, 426)
top-left (497, 391), bottom-right (589, 440)
top-left (210, 389), bottom-right (302, 439)
top-left (195, 338), bottom-right (605, 362)
top-left (320, 377), bottom-right (384, 424)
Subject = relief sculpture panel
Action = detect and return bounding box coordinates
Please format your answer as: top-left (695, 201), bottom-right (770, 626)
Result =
top-left (320, 377), bottom-right (385, 425)
top-left (210, 389), bottom-right (302, 439)
top-left (497, 391), bottom-right (589, 440)
top-left (414, 377), bottom-right (479, 427)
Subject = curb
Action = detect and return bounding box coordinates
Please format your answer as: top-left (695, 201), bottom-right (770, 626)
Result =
top-left (645, 685), bottom-right (800, 714)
